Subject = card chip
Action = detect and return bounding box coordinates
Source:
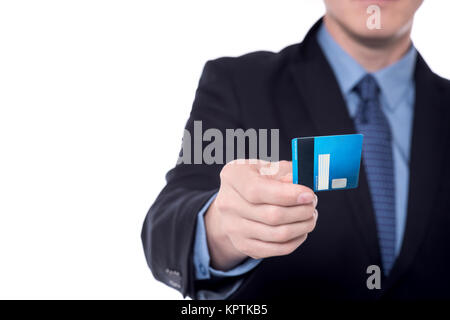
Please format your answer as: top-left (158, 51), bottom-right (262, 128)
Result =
top-left (332, 178), bottom-right (347, 189)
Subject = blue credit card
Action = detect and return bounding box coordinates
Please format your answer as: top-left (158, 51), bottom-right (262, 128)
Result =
top-left (292, 134), bottom-right (363, 192)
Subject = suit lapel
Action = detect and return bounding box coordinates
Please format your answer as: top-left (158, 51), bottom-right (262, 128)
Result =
top-left (284, 20), bottom-right (382, 265)
top-left (385, 55), bottom-right (449, 287)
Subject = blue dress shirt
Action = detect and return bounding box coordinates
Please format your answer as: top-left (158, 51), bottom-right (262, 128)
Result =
top-left (192, 23), bottom-right (417, 299)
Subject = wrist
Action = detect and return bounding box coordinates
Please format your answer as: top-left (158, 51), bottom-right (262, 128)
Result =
top-left (204, 199), bottom-right (247, 270)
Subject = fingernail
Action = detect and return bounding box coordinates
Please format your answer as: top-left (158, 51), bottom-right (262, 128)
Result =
top-left (297, 192), bottom-right (314, 204)
top-left (314, 209), bottom-right (318, 220)
top-left (314, 194), bottom-right (318, 207)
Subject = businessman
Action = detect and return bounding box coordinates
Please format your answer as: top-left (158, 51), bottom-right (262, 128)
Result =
top-left (142, 0), bottom-right (450, 300)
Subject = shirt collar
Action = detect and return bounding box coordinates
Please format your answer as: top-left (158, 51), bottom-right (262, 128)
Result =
top-left (317, 23), bottom-right (417, 112)
top-left (373, 47), bottom-right (417, 111)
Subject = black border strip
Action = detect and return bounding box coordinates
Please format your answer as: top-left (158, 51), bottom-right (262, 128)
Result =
top-left (297, 137), bottom-right (314, 189)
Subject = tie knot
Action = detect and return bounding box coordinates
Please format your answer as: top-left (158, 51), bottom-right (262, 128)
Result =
top-left (354, 74), bottom-right (379, 102)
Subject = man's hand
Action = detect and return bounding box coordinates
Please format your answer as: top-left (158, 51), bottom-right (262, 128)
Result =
top-left (204, 160), bottom-right (318, 271)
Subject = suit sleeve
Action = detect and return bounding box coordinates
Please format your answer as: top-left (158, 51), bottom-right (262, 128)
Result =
top-left (141, 59), bottom-right (244, 298)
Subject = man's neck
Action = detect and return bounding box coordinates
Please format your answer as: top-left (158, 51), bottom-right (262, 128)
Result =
top-left (323, 15), bottom-right (413, 72)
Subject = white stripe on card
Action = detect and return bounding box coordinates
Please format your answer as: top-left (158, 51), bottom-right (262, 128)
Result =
top-left (318, 154), bottom-right (330, 191)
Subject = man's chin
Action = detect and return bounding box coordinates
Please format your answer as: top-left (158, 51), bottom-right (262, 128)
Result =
top-left (348, 27), bottom-right (402, 48)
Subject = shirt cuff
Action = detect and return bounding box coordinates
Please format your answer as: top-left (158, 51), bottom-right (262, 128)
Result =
top-left (193, 193), bottom-right (262, 280)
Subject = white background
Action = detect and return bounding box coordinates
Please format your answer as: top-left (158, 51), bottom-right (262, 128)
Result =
top-left (0, 0), bottom-right (449, 300)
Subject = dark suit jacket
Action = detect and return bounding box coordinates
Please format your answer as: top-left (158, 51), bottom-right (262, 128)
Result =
top-left (142, 20), bottom-right (450, 300)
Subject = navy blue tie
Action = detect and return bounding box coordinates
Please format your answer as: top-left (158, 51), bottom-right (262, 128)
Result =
top-left (353, 74), bottom-right (396, 276)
